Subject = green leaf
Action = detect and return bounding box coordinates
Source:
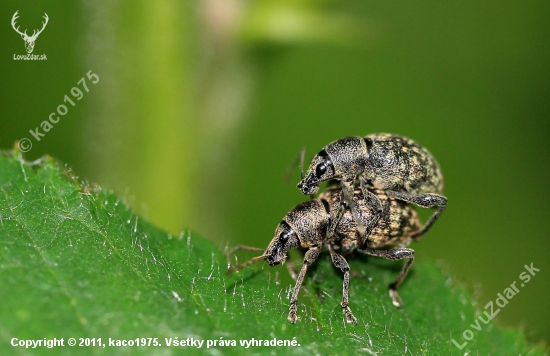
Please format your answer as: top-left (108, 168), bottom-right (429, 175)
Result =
top-left (0, 149), bottom-right (544, 356)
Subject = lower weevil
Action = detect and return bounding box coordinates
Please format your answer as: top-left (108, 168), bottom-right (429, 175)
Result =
top-left (228, 186), bottom-right (422, 324)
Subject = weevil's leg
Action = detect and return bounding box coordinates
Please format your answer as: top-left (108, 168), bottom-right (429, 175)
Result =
top-left (326, 188), bottom-right (345, 238)
top-left (356, 177), bottom-right (383, 246)
top-left (328, 246), bottom-right (357, 324)
top-left (288, 247), bottom-right (320, 324)
top-left (358, 247), bottom-right (414, 307)
top-left (327, 179), bottom-right (362, 238)
top-left (286, 259), bottom-right (310, 294)
top-left (386, 191), bottom-right (447, 241)
top-left (344, 179), bottom-right (367, 238)
top-left (285, 259), bottom-right (298, 280)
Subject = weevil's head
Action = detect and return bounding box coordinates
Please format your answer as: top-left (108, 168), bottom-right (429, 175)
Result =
top-left (228, 200), bottom-right (327, 273)
top-left (298, 137), bottom-right (369, 195)
top-left (264, 221), bottom-right (300, 266)
top-left (297, 149), bottom-right (335, 195)
top-left (228, 209), bottom-right (303, 273)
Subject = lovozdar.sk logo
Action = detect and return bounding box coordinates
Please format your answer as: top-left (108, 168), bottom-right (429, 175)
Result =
top-left (11, 10), bottom-right (48, 60)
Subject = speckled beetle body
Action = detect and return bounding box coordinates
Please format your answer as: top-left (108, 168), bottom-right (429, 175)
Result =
top-left (319, 186), bottom-right (421, 251)
top-left (297, 133), bottom-right (447, 242)
top-left (228, 186), bottom-right (422, 325)
top-left (362, 134), bottom-right (443, 194)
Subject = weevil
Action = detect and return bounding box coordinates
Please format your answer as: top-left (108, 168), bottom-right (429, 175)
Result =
top-left (228, 186), bottom-right (422, 324)
top-left (297, 133), bottom-right (447, 243)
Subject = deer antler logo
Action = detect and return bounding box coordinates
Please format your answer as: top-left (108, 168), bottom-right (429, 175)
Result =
top-left (11, 11), bottom-right (49, 54)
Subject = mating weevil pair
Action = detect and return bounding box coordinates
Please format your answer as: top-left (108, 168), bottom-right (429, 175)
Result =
top-left (227, 133), bottom-right (447, 324)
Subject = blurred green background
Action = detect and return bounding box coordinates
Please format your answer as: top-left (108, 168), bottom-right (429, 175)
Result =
top-left (1, 0), bottom-right (549, 348)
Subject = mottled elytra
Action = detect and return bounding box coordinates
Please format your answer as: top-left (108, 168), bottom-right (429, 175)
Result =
top-left (297, 133), bottom-right (447, 244)
top-left (227, 186), bottom-right (423, 324)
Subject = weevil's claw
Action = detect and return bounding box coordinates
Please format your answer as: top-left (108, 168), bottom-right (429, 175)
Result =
top-left (287, 312), bottom-right (298, 324)
top-left (389, 289), bottom-right (403, 307)
top-left (342, 304), bottom-right (357, 324)
top-left (288, 303), bottom-right (298, 324)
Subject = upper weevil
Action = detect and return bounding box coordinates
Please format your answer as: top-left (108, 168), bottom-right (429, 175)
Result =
top-left (297, 133), bottom-right (447, 243)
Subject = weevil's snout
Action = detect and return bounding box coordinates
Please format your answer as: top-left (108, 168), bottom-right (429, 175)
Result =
top-left (297, 172), bottom-right (319, 195)
top-left (264, 240), bottom-right (287, 267)
top-left (298, 150), bottom-right (335, 195)
top-left (266, 254), bottom-right (280, 267)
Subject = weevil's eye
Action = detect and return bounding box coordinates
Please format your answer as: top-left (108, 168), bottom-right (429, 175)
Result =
top-left (315, 159), bottom-right (333, 178)
top-left (278, 221), bottom-right (295, 245)
top-left (315, 150), bottom-right (333, 178)
top-left (315, 163), bottom-right (327, 177)
top-left (279, 230), bottom-right (291, 244)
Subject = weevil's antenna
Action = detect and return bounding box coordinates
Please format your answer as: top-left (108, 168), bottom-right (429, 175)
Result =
top-left (284, 147), bottom-right (307, 184)
top-left (225, 244), bottom-right (265, 257)
top-left (298, 147), bottom-right (316, 199)
top-left (299, 146), bottom-right (306, 180)
top-left (227, 254), bottom-right (267, 274)
top-left (225, 245), bottom-right (267, 274)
